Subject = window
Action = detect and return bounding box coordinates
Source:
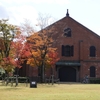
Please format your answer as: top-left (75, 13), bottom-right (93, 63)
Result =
top-left (90, 66), bottom-right (96, 77)
top-left (64, 28), bottom-right (71, 37)
top-left (90, 46), bottom-right (96, 57)
top-left (62, 45), bottom-right (74, 57)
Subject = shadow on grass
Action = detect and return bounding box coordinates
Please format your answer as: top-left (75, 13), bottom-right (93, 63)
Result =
top-left (0, 83), bottom-right (29, 90)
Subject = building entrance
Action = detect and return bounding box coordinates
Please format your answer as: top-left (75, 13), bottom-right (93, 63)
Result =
top-left (58, 66), bottom-right (76, 82)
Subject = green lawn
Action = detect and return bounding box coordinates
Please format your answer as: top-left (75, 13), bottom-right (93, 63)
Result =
top-left (0, 83), bottom-right (100, 100)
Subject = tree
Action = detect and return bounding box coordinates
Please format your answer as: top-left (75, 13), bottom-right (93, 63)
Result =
top-left (0, 21), bottom-right (32, 86)
top-left (25, 14), bottom-right (58, 83)
top-left (27, 27), bottom-right (59, 82)
top-left (20, 19), bottom-right (35, 36)
top-left (47, 51), bottom-right (59, 75)
top-left (0, 19), bottom-right (17, 73)
top-left (36, 13), bottom-right (56, 30)
top-left (16, 14), bottom-right (58, 83)
top-left (10, 33), bottom-right (28, 74)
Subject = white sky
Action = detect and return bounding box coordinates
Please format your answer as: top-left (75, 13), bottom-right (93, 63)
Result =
top-left (0, 0), bottom-right (100, 35)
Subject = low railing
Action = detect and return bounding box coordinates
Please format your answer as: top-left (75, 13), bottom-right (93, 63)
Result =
top-left (45, 75), bottom-right (60, 85)
top-left (1, 75), bottom-right (29, 87)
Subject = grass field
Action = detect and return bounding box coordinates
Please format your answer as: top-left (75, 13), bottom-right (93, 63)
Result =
top-left (0, 83), bottom-right (100, 100)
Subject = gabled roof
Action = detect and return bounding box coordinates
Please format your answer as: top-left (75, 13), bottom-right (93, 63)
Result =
top-left (69, 16), bottom-right (100, 38)
top-left (45, 10), bottom-right (100, 39)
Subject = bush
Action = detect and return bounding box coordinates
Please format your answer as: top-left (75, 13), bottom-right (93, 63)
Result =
top-left (89, 78), bottom-right (100, 84)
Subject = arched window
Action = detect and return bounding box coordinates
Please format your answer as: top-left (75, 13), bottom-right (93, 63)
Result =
top-left (90, 46), bottom-right (96, 57)
top-left (90, 66), bottom-right (96, 77)
top-left (62, 45), bottom-right (74, 57)
top-left (64, 28), bottom-right (71, 37)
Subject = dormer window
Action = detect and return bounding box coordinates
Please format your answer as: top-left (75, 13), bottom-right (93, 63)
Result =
top-left (64, 28), bottom-right (71, 37)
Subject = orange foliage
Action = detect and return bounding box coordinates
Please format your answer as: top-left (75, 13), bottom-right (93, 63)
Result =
top-left (48, 51), bottom-right (59, 65)
top-left (1, 57), bottom-right (21, 72)
top-left (26, 29), bottom-right (59, 68)
top-left (1, 34), bottom-right (27, 72)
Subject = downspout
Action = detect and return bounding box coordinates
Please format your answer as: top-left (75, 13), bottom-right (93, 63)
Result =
top-left (79, 40), bottom-right (83, 81)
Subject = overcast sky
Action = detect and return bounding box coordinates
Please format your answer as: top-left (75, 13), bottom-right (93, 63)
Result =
top-left (0, 0), bottom-right (100, 35)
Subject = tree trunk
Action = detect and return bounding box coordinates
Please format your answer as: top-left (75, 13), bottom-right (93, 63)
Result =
top-left (41, 64), bottom-right (45, 83)
top-left (38, 61), bottom-right (45, 83)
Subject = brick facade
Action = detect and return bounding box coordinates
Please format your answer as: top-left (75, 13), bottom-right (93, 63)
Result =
top-left (19, 10), bottom-right (100, 82)
top-left (50, 11), bottom-right (100, 82)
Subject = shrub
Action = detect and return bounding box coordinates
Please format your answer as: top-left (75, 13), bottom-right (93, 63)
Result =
top-left (89, 78), bottom-right (100, 84)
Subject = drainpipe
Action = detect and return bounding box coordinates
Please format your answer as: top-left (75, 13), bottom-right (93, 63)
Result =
top-left (79, 40), bottom-right (83, 81)
top-left (79, 40), bottom-right (83, 61)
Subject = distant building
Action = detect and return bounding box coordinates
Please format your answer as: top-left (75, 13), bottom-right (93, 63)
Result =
top-left (19, 9), bottom-right (100, 82)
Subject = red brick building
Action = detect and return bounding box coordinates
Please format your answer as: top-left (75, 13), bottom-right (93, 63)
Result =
top-left (19, 10), bottom-right (100, 82)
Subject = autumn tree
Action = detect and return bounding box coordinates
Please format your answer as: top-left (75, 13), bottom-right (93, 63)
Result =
top-left (47, 51), bottom-right (59, 75)
top-left (0, 19), bottom-right (17, 74)
top-left (27, 27), bottom-right (59, 83)
top-left (24, 14), bottom-right (58, 83)
top-left (0, 20), bottom-right (31, 86)
top-left (10, 33), bottom-right (29, 75)
top-left (17, 14), bottom-right (58, 80)
top-left (16, 14), bottom-right (58, 83)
